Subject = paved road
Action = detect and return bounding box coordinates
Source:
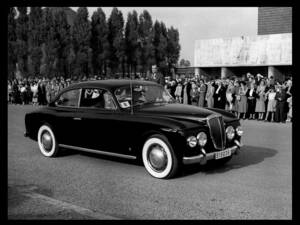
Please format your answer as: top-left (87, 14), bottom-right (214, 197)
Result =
top-left (8, 105), bottom-right (292, 219)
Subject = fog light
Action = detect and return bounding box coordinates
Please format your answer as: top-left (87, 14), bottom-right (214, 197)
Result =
top-left (187, 136), bottom-right (197, 148)
top-left (197, 132), bottom-right (207, 146)
top-left (226, 126), bottom-right (235, 140)
top-left (236, 126), bottom-right (243, 136)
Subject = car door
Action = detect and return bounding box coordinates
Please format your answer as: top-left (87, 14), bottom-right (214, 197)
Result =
top-left (52, 88), bottom-right (83, 147)
top-left (76, 88), bottom-right (130, 155)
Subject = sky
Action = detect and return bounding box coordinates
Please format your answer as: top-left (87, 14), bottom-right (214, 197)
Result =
top-left (72, 7), bottom-right (258, 66)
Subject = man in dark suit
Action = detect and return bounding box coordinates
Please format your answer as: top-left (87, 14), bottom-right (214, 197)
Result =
top-left (213, 80), bottom-right (226, 109)
top-left (150, 65), bottom-right (165, 87)
top-left (275, 85), bottom-right (287, 123)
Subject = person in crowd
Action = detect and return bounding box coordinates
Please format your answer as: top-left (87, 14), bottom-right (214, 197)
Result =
top-left (264, 85), bottom-right (277, 122)
top-left (213, 80), bottom-right (226, 109)
top-left (231, 80), bottom-right (240, 117)
top-left (198, 79), bottom-right (207, 107)
top-left (182, 78), bottom-right (191, 105)
top-left (8, 80), bottom-right (12, 104)
top-left (169, 78), bottom-right (177, 98)
top-left (275, 84), bottom-right (287, 123)
top-left (255, 79), bottom-right (266, 120)
top-left (175, 81), bottom-right (183, 103)
top-left (246, 82), bottom-right (257, 120)
top-left (20, 83), bottom-right (27, 105)
top-left (286, 95), bottom-right (292, 122)
top-left (190, 81), bottom-right (199, 106)
top-left (237, 81), bottom-right (248, 119)
top-left (12, 79), bottom-right (19, 104)
top-left (31, 81), bottom-right (39, 106)
top-left (255, 73), bottom-right (263, 85)
top-left (150, 64), bottom-right (165, 86)
top-left (165, 77), bottom-right (172, 94)
top-left (205, 81), bottom-right (215, 108)
top-left (225, 80), bottom-right (235, 112)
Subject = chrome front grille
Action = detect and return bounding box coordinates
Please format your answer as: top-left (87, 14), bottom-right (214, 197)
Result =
top-left (207, 115), bottom-right (226, 150)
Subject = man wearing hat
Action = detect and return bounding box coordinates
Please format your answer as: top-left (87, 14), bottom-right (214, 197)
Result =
top-left (150, 64), bottom-right (165, 86)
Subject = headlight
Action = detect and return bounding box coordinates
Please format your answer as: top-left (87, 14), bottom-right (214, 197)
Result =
top-left (236, 126), bottom-right (243, 136)
top-left (226, 126), bottom-right (235, 140)
top-left (187, 136), bottom-right (197, 148)
top-left (197, 132), bottom-right (207, 146)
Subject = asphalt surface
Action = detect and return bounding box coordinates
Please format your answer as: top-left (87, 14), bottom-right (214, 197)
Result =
top-left (8, 104), bottom-right (292, 219)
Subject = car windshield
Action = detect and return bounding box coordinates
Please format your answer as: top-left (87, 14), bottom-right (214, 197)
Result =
top-left (115, 84), bottom-right (175, 109)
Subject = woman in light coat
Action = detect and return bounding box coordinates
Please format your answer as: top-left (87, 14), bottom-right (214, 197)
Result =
top-left (205, 81), bottom-right (215, 108)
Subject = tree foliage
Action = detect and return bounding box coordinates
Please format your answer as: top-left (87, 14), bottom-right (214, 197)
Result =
top-left (72, 7), bottom-right (92, 78)
top-left (9, 7), bottom-right (181, 79)
top-left (8, 7), bottom-right (17, 79)
top-left (108, 7), bottom-right (125, 77)
top-left (91, 8), bottom-right (109, 77)
top-left (15, 7), bottom-right (29, 77)
top-left (138, 10), bottom-right (154, 75)
top-left (28, 7), bottom-right (43, 76)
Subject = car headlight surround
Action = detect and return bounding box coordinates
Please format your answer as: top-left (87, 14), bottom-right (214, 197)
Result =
top-left (236, 126), bottom-right (243, 136)
top-left (187, 136), bottom-right (197, 148)
top-left (226, 126), bottom-right (235, 140)
top-left (197, 132), bottom-right (207, 146)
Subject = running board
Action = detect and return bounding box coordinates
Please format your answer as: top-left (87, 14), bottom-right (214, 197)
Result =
top-left (59, 144), bottom-right (137, 160)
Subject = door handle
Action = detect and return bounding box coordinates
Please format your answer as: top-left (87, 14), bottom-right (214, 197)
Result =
top-left (73, 117), bottom-right (82, 120)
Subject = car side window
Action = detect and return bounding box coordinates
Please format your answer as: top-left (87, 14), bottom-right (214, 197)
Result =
top-left (55, 89), bottom-right (80, 107)
top-left (80, 88), bottom-right (117, 110)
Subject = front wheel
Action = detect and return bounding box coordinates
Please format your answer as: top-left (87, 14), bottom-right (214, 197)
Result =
top-left (37, 124), bottom-right (59, 157)
top-left (142, 134), bottom-right (178, 179)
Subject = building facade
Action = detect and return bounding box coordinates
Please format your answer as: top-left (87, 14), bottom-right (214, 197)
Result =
top-left (193, 7), bottom-right (292, 82)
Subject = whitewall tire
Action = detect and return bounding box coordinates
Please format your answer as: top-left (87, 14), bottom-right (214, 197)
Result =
top-left (37, 124), bottom-right (59, 157)
top-left (142, 135), bottom-right (178, 179)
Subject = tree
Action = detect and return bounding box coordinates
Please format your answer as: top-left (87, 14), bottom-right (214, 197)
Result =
top-left (125, 10), bottom-right (139, 76)
top-left (40, 8), bottom-right (58, 78)
top-left (28, 7), bottom-right (43, 77)
top-left (8, 7), bottom-right (17, 79)
top-left (179, 59), bottom-right (191, 67)
top-left (53, 10), bottom-right (71, 78)
top-left (138, 10), bottom-right (154, 76)
top-left (108, 7), bottom-right (125, 77)
top-left (91, 8), bottom-right (110, 77)
top-left (153, 21), bottom-right (168, 76)
top-left (166, 26), bottom-right (180, 74)
top-left (72, 7), bottom-right (92, 78)
top-left (16, 7), bottom-right (29, 77)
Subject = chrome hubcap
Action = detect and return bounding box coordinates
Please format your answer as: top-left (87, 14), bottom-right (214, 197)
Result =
top-left (148, 144), bottom-right (167, 172)
top-left (41, 131), bottom-right (52, 151)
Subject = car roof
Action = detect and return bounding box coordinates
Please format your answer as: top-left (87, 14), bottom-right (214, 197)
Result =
top-left (64, 79), bottom-right (160, 92)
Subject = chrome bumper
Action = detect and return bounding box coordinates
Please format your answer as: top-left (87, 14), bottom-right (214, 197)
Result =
top-left (183, 140), bottom-right (243, 165)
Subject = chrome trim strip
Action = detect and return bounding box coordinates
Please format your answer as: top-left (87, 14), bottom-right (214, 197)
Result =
top-left (183, 146), bottom-right (238, 165)
top-left (77, 88), bottom-right (82, 108)
top-left (207, 115), bottom-right (225, 150)
top-left (59, 144), bottom-right (137, 160)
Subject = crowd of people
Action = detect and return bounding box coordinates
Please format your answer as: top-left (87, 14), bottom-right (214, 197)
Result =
top-left (164, 73), bottom-right (292, 123)
top-left (7, 71), bottom-right (292, 123)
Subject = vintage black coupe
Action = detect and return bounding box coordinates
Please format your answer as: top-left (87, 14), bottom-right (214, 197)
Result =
top-left (24, 79), bottom-right (243, 179)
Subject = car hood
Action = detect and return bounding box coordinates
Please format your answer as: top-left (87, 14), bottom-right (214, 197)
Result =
top-left (135, 103), bottom-right (238, 124)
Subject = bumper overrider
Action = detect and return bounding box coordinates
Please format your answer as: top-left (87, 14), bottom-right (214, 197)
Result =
top-left (183, 140), bottom-right (243, 165)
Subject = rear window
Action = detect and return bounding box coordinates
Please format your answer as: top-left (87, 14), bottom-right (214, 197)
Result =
top-left (55, 89), bottom-right (80, 107)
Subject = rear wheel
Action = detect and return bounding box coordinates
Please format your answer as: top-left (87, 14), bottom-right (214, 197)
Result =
top-left (142, 134), bottom-right (178, 179)
top-left (37, 124), bottom-right (59, 157)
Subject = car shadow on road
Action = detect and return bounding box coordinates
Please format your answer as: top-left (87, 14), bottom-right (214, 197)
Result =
top-left (180, 145), bottom-right (278, 177)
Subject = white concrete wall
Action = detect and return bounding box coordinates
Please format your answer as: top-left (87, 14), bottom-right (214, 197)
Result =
top-left (194, 33), bottom-right (292, 67)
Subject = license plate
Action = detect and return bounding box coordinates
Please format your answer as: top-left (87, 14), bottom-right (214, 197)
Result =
top-left (215, 149), bottom-right (231, 159)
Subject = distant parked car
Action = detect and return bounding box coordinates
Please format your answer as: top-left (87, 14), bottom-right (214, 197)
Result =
top-left (24, 79), bottom-right (243, 179)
